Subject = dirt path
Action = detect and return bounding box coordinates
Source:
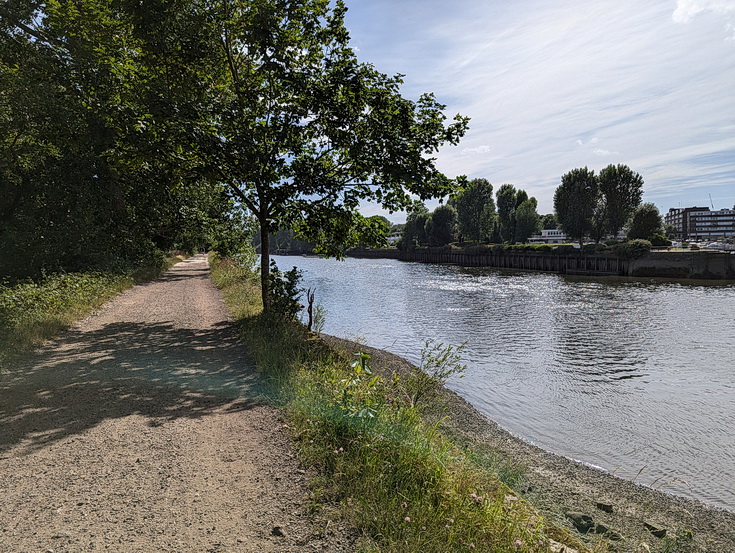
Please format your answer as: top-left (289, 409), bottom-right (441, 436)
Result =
top-left (0, 255), bottom-right (352, 553)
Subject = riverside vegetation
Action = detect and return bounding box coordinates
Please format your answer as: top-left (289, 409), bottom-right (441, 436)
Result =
top-left (209, 252), bottom-right (607, 553)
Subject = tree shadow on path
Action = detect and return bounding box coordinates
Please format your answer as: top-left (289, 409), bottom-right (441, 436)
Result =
top-left (0, 320), bottom-right (267, 454)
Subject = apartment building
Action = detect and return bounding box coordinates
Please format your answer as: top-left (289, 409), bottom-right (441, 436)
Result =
top-left (665, 205), bottom-right (735, 240)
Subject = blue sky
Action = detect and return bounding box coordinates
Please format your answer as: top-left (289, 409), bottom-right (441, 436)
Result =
top-left (342, 0), bottom-right (735, 222)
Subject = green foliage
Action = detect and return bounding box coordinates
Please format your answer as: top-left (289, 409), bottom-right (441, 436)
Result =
top-left (514, 198), bottom-right (541, 243)
top-left (267, 261), bottom-right (303, 322)
top-left (627, 202), bottom-right (665, 240)
top-left (399, 340), bottom-right (467, 409)
top-left (554, 167), bottom-right (599, 246)
top-left (598, 164), bottom-right (644, 237)
top-left (425, 204), bottom-right (458, 246)
top-left (452, 178), bottom-right (496, 242)
top-left (610, 239), bottom-right (652, 259)
top-left (650, 233), bottom-right (673, 247)
top-left (540, 214), bottom-right (558, 230)
top-left (496, 184), bottom-right (518, 243)
top-left (400, 201), bottom-right (431, 250)
top-left (0, 2), bottom-right (240, 279)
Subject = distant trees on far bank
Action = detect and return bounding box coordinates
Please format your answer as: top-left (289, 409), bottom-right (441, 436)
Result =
top-left (397, 163), bottom-right (654, 251)
top-left (554, 164), bottom-right (645, 246)
top-left (398, 179), bottom-right (542, 249)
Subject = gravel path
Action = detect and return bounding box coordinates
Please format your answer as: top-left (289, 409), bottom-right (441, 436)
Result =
top-left (0, 255), bottom-right (352, 553)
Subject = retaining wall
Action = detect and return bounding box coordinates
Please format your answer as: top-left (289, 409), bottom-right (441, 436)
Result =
top-left (348, 249), bottom-right (735, 280)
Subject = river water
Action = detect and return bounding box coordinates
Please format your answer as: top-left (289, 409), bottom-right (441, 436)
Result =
top-left (271, 255), bottom-right (735, 511)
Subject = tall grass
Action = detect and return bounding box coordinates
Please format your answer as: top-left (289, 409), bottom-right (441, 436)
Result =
top-left (0, 256), bottom-right (184, 363)
top-left (209, 254), bottom-right (599, 553)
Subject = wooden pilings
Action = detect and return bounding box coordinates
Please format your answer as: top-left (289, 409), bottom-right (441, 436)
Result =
top-left (348, 249), bottom-right (626, 276)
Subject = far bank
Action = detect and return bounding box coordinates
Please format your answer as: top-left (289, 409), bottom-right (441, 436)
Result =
top-left (345, 247), bottom-right (735, 280)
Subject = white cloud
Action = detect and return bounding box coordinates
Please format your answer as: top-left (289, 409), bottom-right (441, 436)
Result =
top-left (672, 0), bottom-right (735, 23)
top-left (461, 145), bottom-right (494, 156)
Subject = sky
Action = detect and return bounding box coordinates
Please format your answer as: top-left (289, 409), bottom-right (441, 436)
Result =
top-left (342, 0), bottom-right (735, 222)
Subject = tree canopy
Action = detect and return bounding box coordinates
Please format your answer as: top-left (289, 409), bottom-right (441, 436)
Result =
top-left (554, 167), bottom-right (599, 246)
top-left (1, 0), bottom-right (469, 309)
top-left (451, 178), bottom-right (495, 242)
top-left (172, 0), bottom-right (469, 307)
top-left (554, 164), bottom-right (644, 245)
top-left (627, 203), bottom-right (664, 240)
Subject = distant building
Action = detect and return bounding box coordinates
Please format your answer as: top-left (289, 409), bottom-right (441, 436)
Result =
top-left (665, 205), bottom-right (735, 240)
top-left (529, 229), bottom-right (567, 244)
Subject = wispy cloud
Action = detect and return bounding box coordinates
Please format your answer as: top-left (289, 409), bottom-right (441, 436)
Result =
top-left (461, 145), bottom-right (494, 157)
top-left (345, 0), bottom-right (735, 217)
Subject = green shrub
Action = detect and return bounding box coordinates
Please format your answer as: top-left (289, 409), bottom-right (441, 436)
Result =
top-left (268, 260), bottom-right (303, 321)
top-left (491, 244), bottom-right (506, 254)
top-left (650, 233), bottom-right (672, 247)
top-left (611, 239), bottom-right (652, 259)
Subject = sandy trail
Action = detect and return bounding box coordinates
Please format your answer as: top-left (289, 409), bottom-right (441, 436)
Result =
top-left (0, 255), bottom-right (350, 553)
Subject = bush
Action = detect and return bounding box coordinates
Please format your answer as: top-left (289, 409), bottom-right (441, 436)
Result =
top-left (649, 233), bottom-right (672, 247)
top-left (491, 244), bottom-right (506, 254)
top-left (268, 260), bottom-right (303, 320)
top-left (610, 239), bottom-right (652, 259)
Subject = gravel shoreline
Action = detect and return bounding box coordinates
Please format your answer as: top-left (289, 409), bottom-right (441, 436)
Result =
top-left (322, 335), bottom-right (735, 553)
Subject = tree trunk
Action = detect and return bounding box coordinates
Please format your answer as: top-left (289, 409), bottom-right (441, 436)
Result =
top-left (260, 224), bottom-right (271, 311)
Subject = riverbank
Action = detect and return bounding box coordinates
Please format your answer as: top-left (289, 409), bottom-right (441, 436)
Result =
top-left (346, 248), bottom-right (735, 280)
top-left (322, 336), bottom-right (735, 553)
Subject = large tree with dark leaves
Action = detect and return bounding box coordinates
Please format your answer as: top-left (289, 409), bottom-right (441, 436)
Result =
top-left (199, 0), bottom-right (469, 308)
top-left (554, 167), bottom-right (599, 246)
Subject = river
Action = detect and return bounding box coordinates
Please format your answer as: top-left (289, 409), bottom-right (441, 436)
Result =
top-left (272, 255), bottom-right (735, 511)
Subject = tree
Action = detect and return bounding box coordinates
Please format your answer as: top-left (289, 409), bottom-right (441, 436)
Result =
top-left (554, 167), bottom-right (598, 246)
top-left (598, 164), bottom-right (644, 238)
top-left (0, 1), bottom-right (239, 277)
top-left (196, 0), bottom-right (469, 309)
top-left (514, 198), bottom-right (541, 243)
top-left (400, 201), bottom-right (430, 250)
top-left (627, 203), bottom-right (664, 240)
top-left (425, 204), bottom-right (457, 246)
top-left (540, 214), bottom-right (558, 230)
top-left (452, 178), bottom-right (495, 242)
top-left (496, 184), bottom-right (518, 243)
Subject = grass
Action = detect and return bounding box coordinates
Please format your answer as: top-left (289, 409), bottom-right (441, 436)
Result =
top-left (209, 253), bottom-right (602, 553)
top-left (0, 255), bottom-right (185, 364)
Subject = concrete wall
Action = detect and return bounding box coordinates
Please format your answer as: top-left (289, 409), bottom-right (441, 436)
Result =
top-left (627, 252), bottom-right (735, 280)
top-left (348, 249), bottom-right (735, 280)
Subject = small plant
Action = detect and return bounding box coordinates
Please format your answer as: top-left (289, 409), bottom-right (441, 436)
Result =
top-left (268, 260), bottom-right (303, 320)
top-left (338, 351), bottom-right (383, 420)
top-left (312, 302), bottom-right (327, 334)
top-left (400, 340), bottom-right (467, 408)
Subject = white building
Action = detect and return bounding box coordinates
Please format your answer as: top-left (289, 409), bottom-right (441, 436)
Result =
top-left (529, 229), bottom-right (568, 244)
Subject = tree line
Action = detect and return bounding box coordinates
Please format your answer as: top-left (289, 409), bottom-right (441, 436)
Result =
top-left (398, 163), bottom-right (665, 250)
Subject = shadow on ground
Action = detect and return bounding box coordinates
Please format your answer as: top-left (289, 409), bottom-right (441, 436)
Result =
top-left (0, 320), bottom-right (267, 454)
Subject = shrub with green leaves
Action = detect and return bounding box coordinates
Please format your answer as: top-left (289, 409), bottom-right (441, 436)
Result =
top-left (268, 260), bottom-right (304, 320)
top-left (610, 239), bottom-right (652, 259)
